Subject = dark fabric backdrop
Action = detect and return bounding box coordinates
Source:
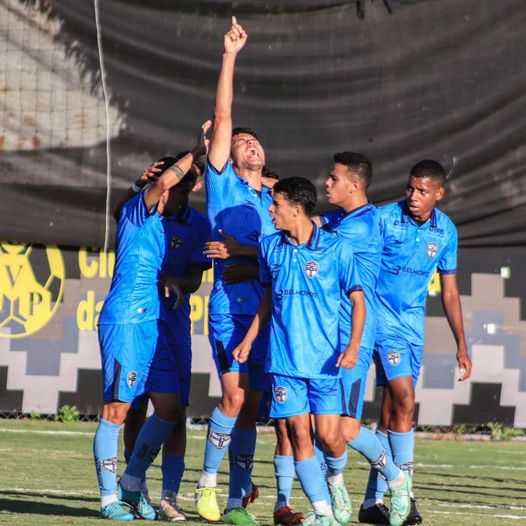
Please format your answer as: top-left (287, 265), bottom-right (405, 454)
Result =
top-left (2, 0), bottom-right (525, 248)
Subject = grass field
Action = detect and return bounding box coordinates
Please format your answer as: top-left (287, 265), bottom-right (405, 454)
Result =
top-left (0, 420), bottom-right (524, 525)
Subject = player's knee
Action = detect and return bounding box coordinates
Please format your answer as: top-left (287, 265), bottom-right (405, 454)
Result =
top-left (103, 402), bottom-right (129, 425)
top-left (221, 390), bottom-right (245, 413)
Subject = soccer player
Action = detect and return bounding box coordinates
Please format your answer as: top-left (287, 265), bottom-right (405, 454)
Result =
top-left (194, 17), bottom-right (276, 526)
top-left (317, 152), bottom-right (411, 526)
top-left (117, 148), bottom-right (211, 521)
top-left (93, 140), bottom-right (206, 521)
top-left (359, 160), bottom-right (472, 525)
top-left (233, 177), bottom-right (366, 526)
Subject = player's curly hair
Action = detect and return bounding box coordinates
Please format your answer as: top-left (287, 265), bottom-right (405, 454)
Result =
top-left (273, 177), bottom-right (317, 215)
top-left (410, 160), bottom-right (446, 185)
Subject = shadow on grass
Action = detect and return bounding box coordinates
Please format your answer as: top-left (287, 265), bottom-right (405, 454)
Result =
top-left (0, 495), bottom-right (98, 518)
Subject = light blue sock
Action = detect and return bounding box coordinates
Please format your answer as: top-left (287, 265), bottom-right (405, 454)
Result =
top-left (295, 456), bottom-right (330, 507)
top-left (364, 429), bottom-right (390, 502)
top-left (388, 429), bottom-right (414, 476)
top-left (313, 433), bottom-right (331, 503)
top-left (124, 414), bottom-right (175, 480)
top-left (228, 426), bottom-right (256, 503)
top-left (325, 450), bottom-right (348, 477)
top-left (93, 418), bottom-right (121, 497)
top-left (274, 455), bottom-right (295, 509)
top-left (350, 427), bottom-right (400, 482)
top-left (162, 455), bottom-right (185, 495)
top-left (203, 407), bottom-right (237, 474)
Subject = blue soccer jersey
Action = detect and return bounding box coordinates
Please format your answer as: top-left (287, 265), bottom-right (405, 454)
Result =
top-left (259, 225), bottom-right (362, 379)
top-left (322, 203), bottom-right (382, 351)
top-left (376, 200), bottom-right (458, 345)
top-left (206, 161), bottom-right (276, 316)
top-left (99, 192), bottom-right (165, 325)
top-left (160, 206), bottom-right (211, 348)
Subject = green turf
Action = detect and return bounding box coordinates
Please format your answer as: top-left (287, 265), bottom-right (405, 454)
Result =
top-left (0, 420), bottom-right (524, 525)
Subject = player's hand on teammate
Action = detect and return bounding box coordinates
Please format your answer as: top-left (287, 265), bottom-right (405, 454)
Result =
top-left (232, 340), bottom-right (251, 363)
top-left (160, 275), bottom-right (184, 309)
top-left (457, 345), bottom-right (472, 381)
top-left (336, 345), bottom-right (359, 369)
top-left (135, 161), bottom-right (164, 189)
top-left (224, 16), bottom-right (247, 54)
top-left (204, 230), bottom-right (242, 259)
top-left (222, 263), bottom-right (259, 284)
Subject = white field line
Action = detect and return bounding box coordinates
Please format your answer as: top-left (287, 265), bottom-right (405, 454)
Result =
top-left (432, 510), bottom-right (526, 520)
top-left (0, 428), bottom-right (92, 436)
top-left (437, 502), bottom-right (526, 512)
top-left (0, 487), bottom-right (98, 497)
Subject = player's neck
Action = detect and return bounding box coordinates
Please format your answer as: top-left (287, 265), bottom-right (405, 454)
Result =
top-left (286, 218), bottom-right (314, 246)
top-left (340, 193), bottom-right (368, 214)
top-left (235, 167), bottom-right (263, 192)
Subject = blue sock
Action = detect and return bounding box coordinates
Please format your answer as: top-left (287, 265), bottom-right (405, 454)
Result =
top-left (228, 426), bottom-right (256, 503)
top-left (325, 450), bottom-right (348, 477)
top-left (124, 414), bottom-right (175, 480)
top-left (350, 427), bottom-right (400, 482)
top-left (388, 429), bottom-right (414, 476)
top-left (295, 456), bottom-right (330, 507)
top-left (313, 433), bottom-right (331, 503)
top-left (274, 455), bottom-right (295, 509)
top-left (203, 407), bottom-right (237, 474)
top-left (364, 429), bottom-right (390, 502)
top-left (162, 455), bottom-right (185, 495)
top-left (124, 449), bottom-right (132, 464)
top-left (93, 418), bottom-right (121, 498)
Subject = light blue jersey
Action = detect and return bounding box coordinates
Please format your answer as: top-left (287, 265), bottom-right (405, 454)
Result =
top-left (99, 192), bottom-right (164, 325)
top-left (160, 206), bottom-right (211, 348)
top-left (376, 200), bottom-right (458, 345)
top-left (322, 203), bottom-right (381, 351)
top-left (206, 161), bottom-right (276, 316)
top-left (259, 225), bottom-right (362, 379)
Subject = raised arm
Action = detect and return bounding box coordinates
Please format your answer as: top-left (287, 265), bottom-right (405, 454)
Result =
top-left (208, 16), bottom-right (247, 171)
top-left (440, 273), bottom-right (472, 381)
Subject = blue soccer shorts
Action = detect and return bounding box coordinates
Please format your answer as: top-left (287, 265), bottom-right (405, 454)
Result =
top-left (373, 333), bottom-right (424, 387)
top-left (269, 374), bottom-right (344, 418)
top-left (208, 313), bottom-right (270, 392)
top-left (341, 345), bottom-right (373, 420)
top-left (98, 320), bottom-right (158, 403)
top-left (146, 320), bottom-right (192, 405)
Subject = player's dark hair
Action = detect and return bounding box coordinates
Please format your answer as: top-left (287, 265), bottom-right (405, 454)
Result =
top-left (333, 151), bottom-right (372, 189)
top-left (410, 160), bottom-right (446, 186)
top-left (262, 166), bottom-right (280, 180)
top-left (273, 177), bottom-right (317, 215)
top-left (232, 127), bottom-right (259, 140)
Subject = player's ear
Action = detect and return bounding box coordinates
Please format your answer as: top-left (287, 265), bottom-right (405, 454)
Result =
top-left (435, 186), bottom-right (445, 202)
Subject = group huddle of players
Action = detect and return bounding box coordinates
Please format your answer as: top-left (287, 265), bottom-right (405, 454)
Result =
top-left (92, 16), bottom-right (473, 526)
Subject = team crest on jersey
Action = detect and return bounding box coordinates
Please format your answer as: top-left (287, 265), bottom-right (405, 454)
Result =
top-left (208, 431), bottom-right (232, 449)
top-left (127, 371), bottom-right (138, 387)
top-left (234, 454), bottom-right (254, 472)
top-left (305, 260), bottom-right (319, 278)
top-left (275, 386), bottom-right (287, 403)
top-left (387, 351), bottom-right (400, 366)
top-left (427, 241), bottom-right (438, 258)
top-left (170, 235), bottom-right (184, 249)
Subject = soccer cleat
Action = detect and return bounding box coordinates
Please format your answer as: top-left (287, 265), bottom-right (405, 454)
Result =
top-left (242, 483), bottom-right (259, 508)
top-left (389, 474), bottom-right (411, 526)
top-left (302, 511), bottom-right (339, 526)
top-left (119, 486), bottom-right (157, 520)
top-left (100, 501), bottom-right (136, 521)
top-left (223, 507), bottom-right (260, 526)
top-left (357, 503), bottom-right (390, 525)
top-left (403, 499), bottom-right (422, 525)
top-left (328, 481), bottom-right (352, 525)
top-left (159, 497), bottom-right (187, 521)
top-left (273, 505), bottom-right (304, 526)
top-left (195, 486), bottom-right (221, 522)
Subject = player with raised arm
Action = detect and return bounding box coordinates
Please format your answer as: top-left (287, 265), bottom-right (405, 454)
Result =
top-left (194, 17), bottom-right (277, 526)
top-left (316, 152), bottom-right (411, 526)
top-left (93, 137), bottom-right (206, 521)
top-left (359, 160), bottom-right (472, 525)
top-left (234, 177), bottom-right (366, 526)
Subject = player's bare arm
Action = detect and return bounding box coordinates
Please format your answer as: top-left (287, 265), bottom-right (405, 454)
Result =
top-left (232, 287), bottom-right (271, 363)
top-left (440, 273), bottom-right (472, 381)
top-left (208, 16), bottom-right (247, 170)
top-left (337, 289), bottom-right (366, 369)
top-left (204, 230), bottom-right (259, 260)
